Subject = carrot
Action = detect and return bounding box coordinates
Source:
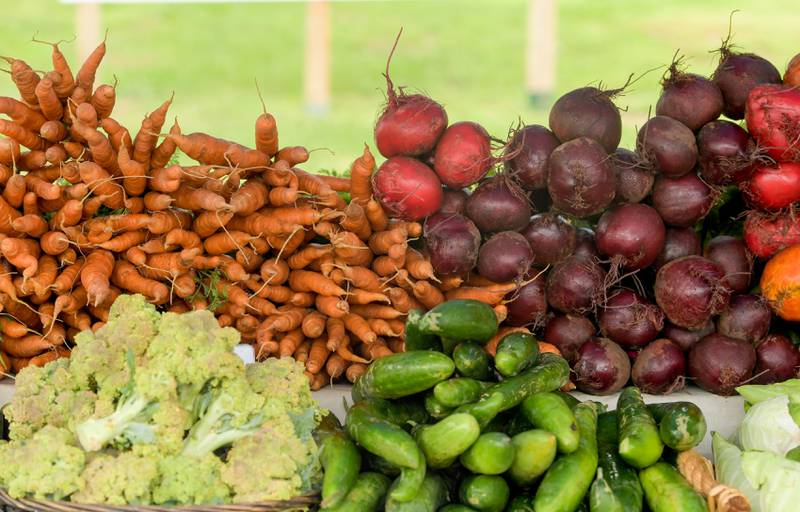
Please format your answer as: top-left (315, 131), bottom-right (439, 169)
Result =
top-left (254, 103), bottom-right (279, 156)
top-left (226, 212), bottom-right (297, 238)
top-left (348, 288), bottom-right (390, 305)
top-left (306, 338), bottom-right (330, 374)
top-left (288, 292), bottom-right (313, 308)
top-left (224, 142), bottom-right (269, 169)
top-left (371, 255), bottom-right (404, 277)
top-left (310, 370), bottom-right (330, 391)
top-left (343, 313), bottom-right (378, 344)
top-left (318, 174), bottom-right (350, 192)
top-left (80, 250), bottom-right (115, 306)
top-left (74, 118), bottom-right (120, 173)
top-left (117, 144), bottom-right (147, 196)
top-left (24, 174), bottom-right (60, 201)
top-left (172, 272), bottom-right (196, 299)
top-left (292, 340), bottom-right (312, 363)
top-left (74, 34), bottom-right (106, 92)
top-left (245, 281), bottom-right (294, 304)
top-left (112, 260), bottom-right (169, 304)
top-left (387, 337), bottom-right (404, 353)
top-left (4, 57), bottom-right (40, 105)
top-left (164, 229), bottom-right (201, 250)
top-left (411, 280), bottom-right (444, 310)
top-left (316, 294), bottom-right (349, 319)
top-left (324, 353), bottom-right (346, 379)
top-left (150, 119), bottom-right (180, 169)
top-left (0, 138), bottom-right (20, 168)
top-left (1, 238), bottom-right (39, 279)
top-left (349, 144), bottom-right (375, 204)
top-left (331, 231), bottom-right (373, 267)
top-left (349, 304), bottom-right (404, 321)
top-left (192, 210), bottom-right (234, 238)
top-left (150, 165), bottom-right (183, 193)
top-left (142, 191), bottom-right (172, 212)
top-left (61, 142), bottom-right (83, 161)
top-left (236, 247), bottom-right (263, 273)
top-left (445, 284), bottom-right (515, 305)
top-left (132, 95), bottom-right (172, 164)
top-left (230, 179), bottom-right (268, 216)
top-left (50, 199), bottom-right (82, 230)
top-left (538, 341), bottom-right (562, 356)
top-left (16, 150), bottom-right (45, 171)
top-left (367, 318), bottom-right (401, 337)
top-left (276, 146), bottom-right (309, 167)
top-left (33, 72), bottom-right (63, 121)
top-left (364, 339), bottom-right (393, 360)
top-left (104, 213), bottom-right (152, 232)
top-left (369, 226), bottom-right (408, 255)
top-left (203, 231), bottom-right (251, 255)
top-left (76, 102), bottom-right (98, 128)
top-left (52, 258), bottom-right (85, 294)
top-left (148, 209), bottom-right (193, 235)
top-left (336, 265), bottom-right (383, 293)
top-left (78, 161), bottom-right (125, 211)
top-left (29, 255), bottom-right (58, 296)
top-left (91, 83), bottom-right (116, 119)
top-left (365, 198), bottom-right (389, 231)
top-left (97, 230), bottom-right (148, 252)
top-left (493, 304), bottom-right (508, 323)
top-left (174, 185), bottom-right (229, 212)
top-left (58, 248), bottom-right (78, 267)
top-left (101, 117), bottom-right (133, 154)
top-left (260, 259), bottom-right (290, 285)
top-left (386, 287), bottom-right (424, 314)
top-left (289, 269), bottom-right (346, 296)
top-left (11, 215), bottom-right (47, 237)
top-left (235, 314), bottom-right (259, 334)
top-left (485, 327), bottom-right (530, 357)
top-left (38, 120), bottom-right (66, 143)
top-left (346, 363), bottom-right (368, 383)
top-left (0, 97), bottom-right (46, 131)
top-left (287, 244), bottom-right (332, 270)
top-left (341, 201), bottom-right (372, 240)
top-left (0, 318), bottom-right (27, 338)
top-left (273, 328), bottom-right (303, 358)
top-left (0, 120), bottom-right (44, 150)
top-left (0, 196), bottom-right (20, 237)
top-left (1, 328), bottom-right (65, 358)
top-left (168, 130), bottom-right (234, 166)
top-left (405, 248), bottom-right (435, 281)
top-left (44, 144), bottom-right (66, 165)
top-left (0, 164), bottom-right (10, 185)
top-left (296, 311), bottom-right (325, 339)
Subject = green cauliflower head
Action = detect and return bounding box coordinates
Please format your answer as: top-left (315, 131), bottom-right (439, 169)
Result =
top-left (153, 453), bottom-right (231, 505)
top-left (71, 448), bottom-right (159, 505)
top-left (246, 358), bottom-right (316, 415)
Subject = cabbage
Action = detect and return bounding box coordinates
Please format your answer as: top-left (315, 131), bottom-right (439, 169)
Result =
top-left (742, 451), bottom-right (800, 512)
top-left (738, 395), bottom-right (800, 456)
top-left (711, 432), bottom-right (761, 512)
top-left (737, 379), bottom-right (800, 404)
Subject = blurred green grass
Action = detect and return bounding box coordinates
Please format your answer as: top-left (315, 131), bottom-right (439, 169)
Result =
top-left (1, 0), bottom-right (797, 172)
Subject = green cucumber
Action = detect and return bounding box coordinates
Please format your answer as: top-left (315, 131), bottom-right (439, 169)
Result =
top-left (555, 390), bottom-right (581, 409)
top-left (354, 351), bottom-right (455, 400)
top-left (505, 495), bottom-right (535, 511)
top-left (453, 341), bottom-right (492, 380)
top-left (434, 378), bottom-right (489, 408)
top-left (441, 337), bottom-right (461, 356)
top-left (417, 299), bottom-right (498, 343)
top-left (440, 506), bottom-right (478, 512)
top-left (460, 432), bottom-right (515, 475)
top-left (385, 473), bottom-right (447, 512)
top-left (521, 392), bottom-right (579, 453)
top-left (345, 401), bottom-right (421, 469)
top-left (424, 393), bottom-right (454, 420)
top-left (404, 309), bottom-right (441, 351)
top-left (353, 397), bottom-right (428, 427)
top-left (321, 472), bottom-right (391, 512)
top-left (647, 402), bottom-right (707, 451)
top-left (639, 462), bottom-right (707, 512)
top-left (507, 429), bottom-right (557, 486)
top-left (416, 413), bottom-right (480, 469)
top-left (387, 446), bottom-right (426, 503)
top-left (590, 468), bottom-right (623, 512)
top-left (458, 475), bottom-right (510, 512)
top-left (591, 412), bottom-right (643, 512)
top-left (617, 387), bottom-right (663, 469)
top-left (494, 332), bottom-right (539, 377)
top-left (320, 431), bottom-right (362, 508)
top-left (533, 402), bottom-right (599, 512)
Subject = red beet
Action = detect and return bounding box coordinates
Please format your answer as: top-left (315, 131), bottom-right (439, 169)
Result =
top-left (543, 314), bottom-right (595, 363)
top-left (504, 124), bottom-right (560, 190)
top-left (595, 203), bottom-right (665, 270)
top-left (598, 289), bottom-right (664, 348)
top-left (477, 231), bottom-right (533, 283)
top-left (697, 120), bottom-right (755, 185)
top-left (439, 188), bottom-right (469, 215)
top-left (505, 273), bottom-right (548, 328)
top-left (632, 339), bottom-right (686, 394)
top-left (465, 176), bottom-right (531, 234)
top-left (703, 235), bottom-right (753, 294)
top-left (546, 254), bottom-right (607, 314)
top-left (574, 337), bottom-right (631, 395)
top-left (573, 227), bottom-right (599, 259)
top-left (547, 137), bottom-right (616, 218)
top-left (373, 157), bottom-right (443, 221)
top-left (656, 64), bottom-right (724, 131)
top-left (549, 86), bottom-right (622, 153)
top-left (612, 148), bottom-right (655, 203)
top-left (651, 173), bottom-right (715, 228)
top-left (424, 213), bottom-right (481, 276)
top-left (712, 47), bottom-right (782, 120)
top-left (754, 334), bottom-right (800, 384)
top-left (742, 162), bottom-right (800, 211)
top-left (745, 84), bottom-right (800, 161)
top-left (662, 319), bottom-right (715, 352)
top-left (433, 121), bottom-right (493, 188)
top-left (654, 256), bottom-right (731, 330)
top-left (655, 227), bottom-right (702, 269)
top-left (743, 209), bottom-right (800, 259)
top-left (688, 333), bottom-right (756, 395)
top-left (636, 115), bottom-right (698, 178)
top-left (717, 294), bottom-right (771, 344)
top-left (521, 213), bottom-right (576, 266)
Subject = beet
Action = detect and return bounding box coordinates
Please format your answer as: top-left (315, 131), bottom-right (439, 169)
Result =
top-left (424, 213), bottom-right (481, 276)
top-left (521, 213), bottom-right (576, 266)
top-left (505, 273), bottom-right (548, 327)
top-left (742, 162), bottom-right (800, 212)
top-left (655, 227), bottom-right (702, 269)
top-left (595, 203), bottom-right (665, 270)
top-left (598, 289), bottom-right (664, 348)
top-left (504, 124), bottom-right (559, 190)
top-left (703, 235), bottom-right (753, 294)
top-left (636, 115), bottom-right (698, 178)
top-left (697, 120), bottom-right (755, 185)
top-left (632, 339), bottom-right (686, 394)
top-left (712, 47), bottom-right (781, 120)
top-left (743, 209), bottom-right (800, 260)
top-left (573, 227), bottom-right (599, 259)
top-left (754, 334), bottom-right (800, 384)
top-left (612, 148), bottom-right (655, 203)
top-left (433, 121), bottom-right (493, 189)
top-left (717, 294), bottom-right (771, 344)
top-left (547, 137), bottom-right (616, 218)
top-left (656, 64), bottom-right (724, 131)
top-left (549, 86), bottom-right (622, 153)
top-left (662, 319), bottom-right (715, 352)
top-left (465, 176), bottom-right (531, 234)
top-left (651, 173), bottom-right (715, 228)
top-left (688, 333), bottom-right (756, 395)
top-left (654, 256), bottom-right (731, 330)
top-left (372, 157), bottom-right (443, 221)
top-left (546, 254), bottom-right (606, 314)
top-left (439, 188), bottom-right (469, 215)
top-left (574, 337), bottom-right (631, 395)
top-left (477, 231), bottom-right (533, 283)
top-left (543, 314), bottom-right (595, 363)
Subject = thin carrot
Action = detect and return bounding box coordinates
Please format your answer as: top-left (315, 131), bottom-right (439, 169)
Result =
top-left (493, 304), bottom-right (508, 323)
top-left (364, 339), bottom-right (393, 360)
top-left (11, 215), bottom-right (47, 237)
top-left (318, 174), bottom-right (350, 192)
top-left (268, 185), bottom-right (298, 206)
top-left (76, 102), bottom-right (98, 128)
top-left (58, 248), bottom-right (78, 267)
top-left (192, 210), bottom-right (234, 238)
top-left (306, 338), bottom-right (330, 374)
top-left (45, 144), bottom-right (67, 164)
top-left (164, 229), bottom-right (201, 250)
top-left (34, 72), bottom-right (63, 121)
top-left (132, 95), bottom-right (172, 164)
top-left (331, 231), bottom-right (373, 266)
top-left (310, 370), bottom-right (329, 391)
top-left (348, 288), bottom-right (391, 305)
top-left (4, 57), bottom-right (40, 105)
top-left (29, 255), bottom-right (58, 296)
top-left (72, 120), bottom-right (118, 173)
top-left (78, 161), bottom-right (125, 209)
top-left (224, 143), bottom-right (269, 169)
top-left (538, 341), bottom-right (562, 356)
top-left (81, 250), bottom-right (114, 306)
top-left (349, 304), bottom-right (404, 320)
top-left (0, 120), bottom-right (45, 150)
top-left (316, 295), bottom-right (349, 318)
top-left (325, 353), bottom-right (347, 379)
top-left (372, 255), bottom-right (404, 277)
top-left (168, 130), bottom-right (235, 166)
top-left (278, 328), bottom-right (305, 358)
top-left (445, 284), bottom-right (515, 305)
top-left (287, 244), bottom-right (332, 270)
top-left (346, 363), bottom-right (368, 383)
top-left (343, 313), bottom-right (377, 344)
top-left (0, 318), bottom-right (27, 338)
top-left (1, 238), bottom-right (39, 279)
top-left (365, 198), bottom-right (389, 231)
top-left (0, 97), bottom-right (46, 131)
top-left (259, 260), bottom-right (290, 285)
top-left (349, 144), bottom-right (375, 204)
top-left (53, 259), bottom-right (84, 295)
top-left (75, 35), bottom-right (107, 93)
top-left (229, 179), bottom-right (268, 216)
top-left (143, 191), bottom-right (174, 211)
top-left (97, 231), bottom-right (148, 252)
top-left (293, 340), bottom-right (312, 363)
top-left (276, 146), bottom-right (309, 167)
top-left (387, 287), bottom-right (424, 314)
top-left (147, 210), bottom-right (193, 235)
top-left (117, 144), bottom-right (147, 196)
top-left (38, 120), bottom-right (67, 142)
top-left (341, 201), bottom-right (372, 241)
top-left (411, 280), bottom-right (445, 310)
top-left (203, 231), bottom-right (251, 255)
top-left (367, 318), bottom-right (401, 337)
top-left (289, 269), bottom-right (346, 296)
top-left (91, 83), bottom-right (116, 119)
top-left (101, 117), bottom-right (133, 154)
top-left (63, 141), bottom-right (85, 159)
top-left (150, 119), bottom-right (180, 169)
top-left (173, 272), bottom-right (197, 299)
top-left (50, 199), bottom-right (82, 230)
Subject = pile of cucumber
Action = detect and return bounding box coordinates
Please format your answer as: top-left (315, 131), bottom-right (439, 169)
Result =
top-left (317, 300), bottom-right (712, 512)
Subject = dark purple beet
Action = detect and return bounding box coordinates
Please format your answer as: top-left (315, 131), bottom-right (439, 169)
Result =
top-left (632, 339), bottom-right (686, 394)
top-left (424, 213), bottom-right (481, 276)
top-left (477, 231), bottom-right (533, 283)
top-left (703, 235), bottom-right (753, 294)
top-left (521, 213), bottom-right (576, 266)
top-left (543, 314), bottom-right (595, 363)
top-left (712, 49), bottom-right (782, 120)
top-left (654, 256), bottom-right (731, 330)
top-left (439, 188), bottom-right (469, 215)
top-left (546, 254), bottom-right (607, 314)
top-left (656, 227), bottom-right (702, 269)
top-left (651, 173), bottom-right (716, 228)
top-left (662, 320), bottom-right (715, 352)
top-left (598, 289), bottom-right (664, 348)
top-left (595, 203), bottom-right (666, 270)
top-left (717, 294), bottom-right (771, 344)
top-left (636, 115), bottom-right (699, 178)
top-left (754, 334), bottom-right (800, 384)
top-left (505, 273), bottom-right (548, 327)
top-left (548, 86), bottom-right (622, 153)
top-left (574, 337), bottom-right (631, 395)
top-left (656, 66), bottom-right (724, 131)
top-left (466, 176), bottom-right (531, 234)
top-left (504, 124), bottom-right (560, 190)
top-left (612, 148), bottom-right (655, 203)
top-left (547, 137), bottom-right (616, 218)
top-left (697, 120), bottom-right (755, 185)
top-left (688, 333), bottom-right (756, 395)
top-left (573, 227), bottom-right (599, 259)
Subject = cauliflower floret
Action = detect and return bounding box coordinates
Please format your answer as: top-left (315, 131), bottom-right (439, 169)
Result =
top-left (0, 426), bottom-right (86, 500)
top-left (71, 449), bottom-right (159, 505)
top-left (246, 358), bottom-right (316, 415)
top-left (153, 453), bottom-right (231, 505)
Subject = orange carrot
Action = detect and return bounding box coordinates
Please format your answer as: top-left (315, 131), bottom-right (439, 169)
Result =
top-left (72, 120), bottom-right (118, 173)
top-left (369, 226), bottom-right (408, 255)
top-left (147, 209), bottom-right (193, 235)
top-left (75, 36), bottom-right (107, 94)
top-left (268, 185), bottom-right (298, 207)
top-left (0, 138), bottom-right (20, 168)
top-left (405, 248), bottom-right (435, 281)
top-left (387, 287), bottom-right (424, 314)
top-left (254, 103), bottom-right (279, 156)
top-left (306, 338), bottom-right (330, 374)
top-left (0, 318), bottom-right (27, 338)
top-left (0, 120), bottom-right (45, 150)
top-left (168, 130), bottom-right (234, 166)
top-left (445, 285), bottom-right (515, 305)
top-left (16, 149), bottom-right (45, 171)
top-left (29, 255), bottom-right (58, 296)
top-left (367, 318), bottom-right (401, 337)
top-left (172, 272), bottom-right (196, 299)
top-left (45, 144), bottom-right (67, 164)
top-left (49, 199), bottom-right (82, 230)
top-left (39, 120), bottom-right (67, 142)
top-left (132, 95), bottom-right (172, 164)
top-left (276, 146), bottom-right (309, 167)
top-left (78, 161), bottom-right (125, 209)
top-left (365, 198), bottom-right (389, 231)
top-left (348, 288), bottom-right (390, 305)
top-left (289, 269), bottom-right (346, 296)
top-left (229, 179), bottom-right (268, 216)
top-left (174, 185), bottom-right (229, 212)
top-left (76, 102), bottom-right (98, 128)
top-left (80, 250), bottom-right (114, 306)
top-left (325, 353), bottom-right (347, 379)
top-left (493, 304), bottom-right (508, 323)
top-left (260, 259), bottom-right (290, 285)
top-left (278, 328), bottom-right (305, 358)
top-left (91, 83), bottom-right (116, 119)
top-left (318, 174), bottom-right (350, 192)
top-left (53, 259), bottom-right (85, 294)
top-left (0, 97), bottom-right (46, 131)
top-left (150, 165), bottom-right (183, 193)
top-left (331, 231), bottom-right (373, 267)
top-left (316, 295), bottom-right (349, 319)
top-left (310, 370), bottom-right (329, 390)
top-left (203, 231), bottom-right (251, 255)
top-left (411, 280), bottom-right (444, 310)
top-left (143, 191), bottom-right (173, 211)
top-left (1, 238), bottom-right (39, 279)
top-left (63, 141), bottom-right (85, 159)
top-left (2, 327), bottom-right (66, 357)
top-left (2, 174), bottom-right (25, 209)
top-left (341, 201), bottom-right (372, 240)
top-left (349, 144), bottom-right (375, 204)
top-left (10, 214), bottom-right (46, 237)
top-left (387, 337), bottom-right (405, 353)
top-left (150, 119), bottom-right (180, 169)
top-left (292, 340), bottom-right (312, 363)
top-left (191, 210), bottom-right (234, 238)
top-left (34, 72), bottom-right (63, 121)
top-left (4, 57), bottom-right (40, 105)
top-left (343, 313), bottom-right (377, 344)
top-left (100, 117), bottom-right (133, 154)
top-left (58, 248), bottom-right (78, 267)
top-left (349, 304), bottom-right (404, 320)
top-left (336, 265), bottom-right (383, 293)
top-left (97, 230), bottom-right (148, 252)
top-left (346, 363), bottom-right (368, 382)
top-left (287, 244), bottom-right (332, 270)
top-left (163, 229), bottom-right (201, 250)
top-left (225, 212), bottom-right (297, 237)
top-left (372, 255), bottom-right (404, 277)
top-left (24, 174), bottom-right (60, 200)
top-left (364, 339), bottom-right (393, 360)
top-left (117, 145), bottom-right (147, 196)
top-left (224, 142), bottom-right (269, 169)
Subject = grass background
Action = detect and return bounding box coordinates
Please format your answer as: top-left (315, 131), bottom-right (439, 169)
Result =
top-left (1, 0), bottom-right (797, 172)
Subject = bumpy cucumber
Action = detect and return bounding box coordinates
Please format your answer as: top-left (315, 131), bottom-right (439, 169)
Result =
top-left (617, 387), bottom-right (663, 469)
top-left (494, 332), bottom-right (539, 377)
top-left (507, 429), bottom-right (557, 486)
top-left (417, 299), bottom-right (498, 343)
top-left (639, 462), bottom-right (707, 512)
top-left (404, 309), bottom-right (441, 351)
top-left (647, 402), bottom-right (707, 452)
top-left (453, 341), bottom-right (492, 380)
top-left (434, 378), bottom-right (489, 408)
top-left (521, 392), bottom-right (580, 453)
top-left (320, 431), bottom-right (362, 508)
top-left (353, 351), bottom-right (455, 400)
top-left (321, 472), bottom-right (390, 512)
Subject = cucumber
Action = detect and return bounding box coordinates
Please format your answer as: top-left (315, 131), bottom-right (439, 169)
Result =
top-left (404, 309), bottom-right (441, 351)
top-left (460, 432), bottom-right (515, 475)
top-left (386, 473), bottom-right (448, 512)
top-left (647, 402), bottom-right (707, 452)
top-left (354, 397), bottom-right (429, 427)
top-left (417, 299), bottom-right (498, 343)
top-left (434, 378), bottom-right (489, 408)
top-left (345, 401), bottom-right (421, 469)
top-left (521, 392), bottom-right (579, 453)
top-left (494, 332), bottom-right (539, 377)
top-left (458, 475), bottom-right (510, 512)
top-left (639, 462), bottom-right (707, 512)
top-left (507, 429), bottom-right (557, 486)
top-left (453, 341), bottom-right (492, 380)
top-left (533, 402), bottom-right (599, 512)
top-left (617, 387), bottom-right (664, 469)
top-left (441, 337), bottom-right (461, 356)
top-left (321, 472), bottom-right (391, 512)
top-left (416, 413), bottom-right (481, 469)
top-left (387, 446), bottom-right (426, 503)
top-left (440, 506), bottom-right (478, 512)
top-left (505, 495), bottom-right (535, 512)
top-left (457, 353), bottom-right (569, 427)
top-left (424, 393), bottom-right (454, 420)
top-left (320, 431), bottom-right (362, 508)
top-left (591, 412), bottom-right (643, 512)
top-left (354, 351), bottom-right (455, 400)
top-left (555, 390), bottom-right (581, 409)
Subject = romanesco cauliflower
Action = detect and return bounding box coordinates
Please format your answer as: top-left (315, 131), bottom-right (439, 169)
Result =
top-left (71, 448), bottom-right (159, 505)
top-left (153, 453), bottom-right (231, 505)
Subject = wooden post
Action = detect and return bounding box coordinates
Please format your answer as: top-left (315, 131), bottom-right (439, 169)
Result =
top-left (304, 0), bottom-right (331, 115)
top-left (76, 2), bottom-right (102, 63)
top-left (525, 0), bottom-right (557, 106)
